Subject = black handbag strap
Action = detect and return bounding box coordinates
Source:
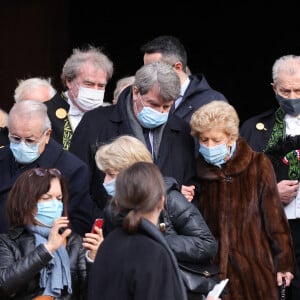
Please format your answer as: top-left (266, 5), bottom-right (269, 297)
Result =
top-left (178, 261), bottom-right (219, 277)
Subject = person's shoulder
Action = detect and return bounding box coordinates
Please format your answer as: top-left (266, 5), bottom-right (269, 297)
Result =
top-left (0, 144), bottom-right (12, 159)
top-left (81, 104), bottom-right (115, 122)
top-left (46, 138), bottom-right (89, 167)
top-left (168, 113), bottom-right (190, 130)
top-left (164, 176), bottom-right (180, 192)
top-left (187, 73), bottom-right (227, 101)
top-left (44, 92), bottom-right (68, 108)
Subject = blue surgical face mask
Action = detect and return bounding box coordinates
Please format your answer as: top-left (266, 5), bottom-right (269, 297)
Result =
top-left (137, 95), bottom-right (169, 129)
top-left (199, 143), bottom-right (229, 166)
top-left (276, 94), bottom-right (300, 116)
top-left (103, 179), bottom-right (116, 197)
top-left (10, 142), bottom-right (41, 164)
top-left (35, 199), bottom-right (63, 227)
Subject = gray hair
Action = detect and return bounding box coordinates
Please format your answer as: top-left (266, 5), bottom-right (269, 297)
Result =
top-left (134, 61), bottom-right (180, 101)
top-left (14, 77), bottom-right (56, 102)
top-left (272, 54), bottom-right (300, 83)
top-left (8, 100), bottom-right (51, 132)
top-left (61, 45), bottom-right (114, 88)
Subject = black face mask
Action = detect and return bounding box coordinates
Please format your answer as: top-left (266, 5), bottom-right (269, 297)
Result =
top-left (276, 94), bottom-right (300, 116)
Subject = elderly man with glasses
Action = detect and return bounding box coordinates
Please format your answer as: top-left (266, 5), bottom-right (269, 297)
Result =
top-left (0, 100), bottom-right (93, 236)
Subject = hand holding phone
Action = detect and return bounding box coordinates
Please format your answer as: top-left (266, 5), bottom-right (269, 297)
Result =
top-left (91, 218), bottom-right (104, 233)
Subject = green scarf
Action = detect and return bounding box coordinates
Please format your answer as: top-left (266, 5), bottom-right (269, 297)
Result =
top-left (264, 107), bottom-right (300, 179)
top-left (61, 92), bottom-right (73, 151)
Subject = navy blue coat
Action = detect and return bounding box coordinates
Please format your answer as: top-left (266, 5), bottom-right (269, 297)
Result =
top-left (69, 87), bottom-right (198, 217)
top-left (0, 138), bottom-right (93, 236)
top-left (171, 73), bottom-right (227, 123)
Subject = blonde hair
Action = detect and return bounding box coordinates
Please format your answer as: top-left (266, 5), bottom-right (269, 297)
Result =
top-left (95, 135), bottom-right (153, 172)
top-left (190, 100), bottom-right (239, 141)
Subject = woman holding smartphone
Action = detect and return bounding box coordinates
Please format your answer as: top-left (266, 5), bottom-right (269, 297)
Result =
top-left (0, 168), bottom-right (103, 299)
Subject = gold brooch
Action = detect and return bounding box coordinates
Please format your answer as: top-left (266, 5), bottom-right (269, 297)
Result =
top-left (256, 122), bottom-right (267, 131)
top-left (55, 108), bottom-right (67, 119)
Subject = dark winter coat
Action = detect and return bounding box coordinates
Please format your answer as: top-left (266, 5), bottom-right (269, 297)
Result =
top-left (196, 137), bottom-right (296, 300)
top-left (0, 227), bottom-right (89, 299)
top-left (160, 177), bottom-right (217, 263)
top-left (104, 176), bottom-right (218, 263)
top-left (69, 87), bottom-right (198, 218)
top-left (88, 218), bottom-right (187, 300)
top-left (171, 73), bottom-right (227, 123)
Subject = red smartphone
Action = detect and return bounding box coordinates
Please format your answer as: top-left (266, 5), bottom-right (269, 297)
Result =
top-left (91, 218), bottom-right (104, 233)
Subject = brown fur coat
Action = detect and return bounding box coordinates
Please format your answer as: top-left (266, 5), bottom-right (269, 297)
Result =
top-left (196, 137), bottom-right (296, 300)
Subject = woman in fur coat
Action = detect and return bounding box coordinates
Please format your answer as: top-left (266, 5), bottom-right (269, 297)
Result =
top-left (190, 100), bottom-right (296, 300)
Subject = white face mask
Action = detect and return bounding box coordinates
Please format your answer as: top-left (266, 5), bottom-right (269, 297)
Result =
top-left (76, 86), bottom-right (105, 111)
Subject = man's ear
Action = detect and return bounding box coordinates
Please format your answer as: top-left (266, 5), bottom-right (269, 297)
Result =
top-left (158, 195), bottom-right (165, 211)
top-left (173, 61), bottom-right (183, 72)
top-left (66, 77), bottom-right (74, 90)
top-left (45, 128), bottom-right (52, 144)
top-left (271, 82), bottom-right (277, 93)
top-left (132, 86), bottom-right (139, 104)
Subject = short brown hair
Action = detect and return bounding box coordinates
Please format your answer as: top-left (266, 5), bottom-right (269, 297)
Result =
top-left (6, 168), bottom-right (68, 227)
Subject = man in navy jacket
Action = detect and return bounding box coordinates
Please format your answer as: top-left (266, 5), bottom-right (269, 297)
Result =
top-left (140, 35), bottom-right (227, 124)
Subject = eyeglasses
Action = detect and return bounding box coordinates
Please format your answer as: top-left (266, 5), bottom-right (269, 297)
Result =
top-left (29, 168), bottom-right (61, 177)
top-left (8, 131), bottom-right (47, 146)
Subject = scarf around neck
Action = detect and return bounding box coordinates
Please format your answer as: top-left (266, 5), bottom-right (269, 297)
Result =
top-left (30, 225), bottom-right (72, 297)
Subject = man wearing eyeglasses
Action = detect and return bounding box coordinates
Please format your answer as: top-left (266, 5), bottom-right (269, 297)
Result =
top-left (0, 100), bottom-right (93, 236)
